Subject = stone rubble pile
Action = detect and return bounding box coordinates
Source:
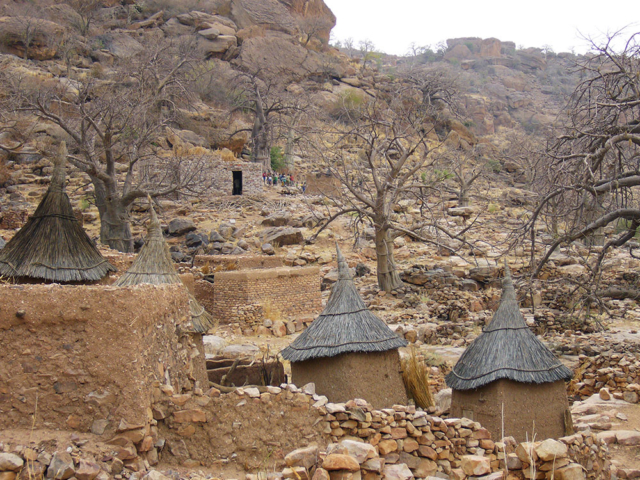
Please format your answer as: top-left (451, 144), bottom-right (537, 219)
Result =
top-left (266, 433), bottom-right (608, 480)
top-left (569, 351), bottom-right (640, 401)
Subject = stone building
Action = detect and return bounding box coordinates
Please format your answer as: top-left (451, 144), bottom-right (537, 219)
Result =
top-left (209, 161), bottom-right (263, 196)
top-left (281, 245), bottom-right (408, 408)
top-left (446, 265), bottom-right (573, 442)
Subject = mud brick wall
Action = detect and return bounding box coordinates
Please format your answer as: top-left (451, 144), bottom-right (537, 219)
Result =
top-left (194, 254), bottom-right (283, 270)
top-left (212, 267), bottom-right (321, 324)
top-left (208, 161), bottom-right (263, 196)
top-left (0, 283), bottom-right (207, 435)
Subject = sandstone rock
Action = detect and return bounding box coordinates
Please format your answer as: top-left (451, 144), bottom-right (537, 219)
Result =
top-left (47, 452), bottom-right (75, 480)
top-left (285, 445), bottom-right (319, 469)
top-left (616, 430), bottom-right (640, 446)
top-left (413, 458), bottom-right (437, 478)
top-left (312, 468), bottom-right (330, 480)
top-left (101, 31), bottom-right (144, 58)
top-left (0, 16), bottom-right (65, 60)
top-left (272, 320), bottom-right (287, 337)
top-left (203, 335), bottom-right (227, 355)
top-left (199, 35), bottom-right (238, 55)
top-left (515, 442), bottom-right (538, 463)
top-left (554, 464), bottom-right (585, 480)
top-left (75, 459), bottom-right (101, 480)
top-left (198, 26), bottom-right (220, 40)
top-left (434, 388), bottom-right (452, 413)
top-left (262, 227), bottom-right (304, 246)
top-left (167, 128), bottom-right (209, 148)
top-left (230, 0), bottom-right (297, 33)
top-left (282, 466), bottom-right (308, 479)
top-left (460, 455), bottom-right (490, 476)
top-left (143, 472), bottom-right (172, 480)
top-left (168, 217), bottom-right (196, 236)
top-left (172, 408), bottom-right (207, 423)
top-left (382, 463), bottom-right (414, 480)
top-left (624, 391), bottom-right (639, 403)
top-left (262, 213), bottom-right (291, 227)
top-left (222, 344), bottom-right (260, 358)
top-left (0, 453), bottom-right (23, 472)
top-left (534, 439), bottom-right (567, 461)
top-left (322, 454), bottom-right (360, 472)
top-left (340, 440), bottom-right (377, 463)
top-left (261, 243), bottom-right (275, 255)
top-left (378, 439), bottom-right (398, 455)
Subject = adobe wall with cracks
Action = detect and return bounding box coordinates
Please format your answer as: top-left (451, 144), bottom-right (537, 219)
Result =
top-left (0, 283), bottom-right (207, 440)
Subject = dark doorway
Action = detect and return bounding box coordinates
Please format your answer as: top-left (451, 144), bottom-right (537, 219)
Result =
top-left (232, 171), bottom-right (242, 195)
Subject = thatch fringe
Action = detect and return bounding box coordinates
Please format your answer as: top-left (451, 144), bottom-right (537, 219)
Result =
top-left (445, 262), bottom-right (572, 391)
top-left (0, 142), bottom-right (115, 282)
top-left (402, 346), bottom-right (434, 409)
top-left (115, 200), bottom-right (214, 333)
top-left (281, 243), bottom-right (406, 362)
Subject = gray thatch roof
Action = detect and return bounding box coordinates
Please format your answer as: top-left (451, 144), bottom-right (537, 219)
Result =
top-left (281, 244), bottom-right (407, 362)
top-left (445, 264), bottom-right (572, 390)
top-left (0, 143), bottom-right (115, 282)
top-left (115, 201), bottom-right (214, 333)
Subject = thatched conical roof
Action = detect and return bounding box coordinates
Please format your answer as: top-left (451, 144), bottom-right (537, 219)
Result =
top-left (281, 244), bottom-right (407, 362)
top-left (445, 263), bottom-right (572, 390)
top-left (0, 143), bottom-right (115, 282)
top-left (115, 200), bottom-right (214, 333)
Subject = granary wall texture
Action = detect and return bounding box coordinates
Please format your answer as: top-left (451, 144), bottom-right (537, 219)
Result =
top-left (208, 161), bottom-right (263, 196)
top-left (0, 283), bottom-right (206, 434)
top-left (291, 351), bottom-right (408, 409)
top-left (212, 266), bottom-right (321, 324)
top-left (450, 379), bottom-right (570, 443)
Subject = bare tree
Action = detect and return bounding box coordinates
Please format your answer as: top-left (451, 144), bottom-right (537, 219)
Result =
top-left (63, 0), bottom-right (102, 36)
top-left (522, 32), bottom-right (640, 284)
top-left (306, 77), bottom-right (462, 291)
top-left (230, 67), bottom-right (303, 171)
top-left (6, 39), bottom-right (202, 252)
top-left (295, 13), bottom-right (334, 47)
top-left (431, 148), bottom-right (487, 207)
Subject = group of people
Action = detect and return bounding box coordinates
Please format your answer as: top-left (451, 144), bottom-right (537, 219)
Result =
top-left (262, 171), bottom-right (307, 193)
top-left (263, 171), bottom-right (294, 186)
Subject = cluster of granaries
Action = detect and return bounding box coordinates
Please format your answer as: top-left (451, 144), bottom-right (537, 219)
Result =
top-left (0, 144), bottom-right (576, 446)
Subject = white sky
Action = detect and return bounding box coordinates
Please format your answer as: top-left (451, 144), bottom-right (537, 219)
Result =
top-left (323, 0), bottom-right (639, 56)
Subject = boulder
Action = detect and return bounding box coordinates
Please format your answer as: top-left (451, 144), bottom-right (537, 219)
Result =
top-left (555, 464), bottom-right (586, 480)
top-left (461, 455), bottom-right (490, 476)
top-left (434, 388), bottom-right (452, 413)
top-left (203, 335), bottom-right (227, 355)
top-left (534, 439), bottom-right (567, 461)
top-left (198, 35), bottom-right (238, 56)
top-left (47, 452), bottom-right (75, 480)
top-left (382, 463), bottom-right (414, 480)
top-left (262, 212), bottom-right (291, 227)
top-left (285, 445), bottom-right (319, 470)
top-left (261, 243), bottom-right (275, 255)
top-left (261, 227), bottom-right (304, 246)
top-left (0, 453), bottom-right (23, 472)
top-left (230, 0), bottom-right (297, 34)
top-left (99, 30), bottom-right (144, 58)
top-left (322, 454), bottom-right (360, 472)
top-left (75, 459), bottom-right (101, 480)
top-left (221, 343), bottom-right (260, 358)
top-left (0, 16), bottom-right (65, 60)
top-left (168, 218), bottom-right (196, 236)
top-left (197, 26), bottom-right (220, 40)
top-left (166, 128), bottom-right (209, 148)
top-left (340, 440), bottom-right (377, 463)
top-left (616, 430), bottom-right (640, 446)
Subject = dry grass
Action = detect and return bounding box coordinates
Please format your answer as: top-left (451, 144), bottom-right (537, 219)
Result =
top-left (213, 260), bottom-right (239, 272)
top-left (402, 346), bottom-right (434, 409)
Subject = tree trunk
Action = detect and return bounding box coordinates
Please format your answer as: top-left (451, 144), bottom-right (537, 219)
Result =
top-left (458, 187), bottom-right (470, 207)
top-left (375, 228), bottom-right (403, 292)
top-left (93, 177), bottom-right (134, 253)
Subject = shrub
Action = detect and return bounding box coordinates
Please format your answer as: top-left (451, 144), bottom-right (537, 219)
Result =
top-left (270, 146), bottom-right (285, 171)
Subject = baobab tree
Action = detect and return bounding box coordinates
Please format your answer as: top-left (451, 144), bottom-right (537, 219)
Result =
top-left (306, 73), bottom-right (461, 291)
top-left (6, 38), bottom-right (206, 252)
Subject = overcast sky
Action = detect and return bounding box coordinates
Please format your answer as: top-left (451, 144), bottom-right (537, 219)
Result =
top-left (323, 0), bottom-right (638, 56)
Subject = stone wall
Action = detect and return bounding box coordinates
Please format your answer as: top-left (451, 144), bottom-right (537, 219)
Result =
top-left (208, 161), bottom-right (263, 196)
top-left (194, 254), bottom-right (284, 270)
top-left (0, 283), bottom-right (206, 436)
top-left (153, 384), bottom-right (610, 479)
top-left (212, 266), bottom-right (322, 324)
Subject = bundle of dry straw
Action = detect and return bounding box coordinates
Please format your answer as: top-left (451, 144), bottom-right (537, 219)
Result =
top-left (402, 346), bottom-right (434, 409)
